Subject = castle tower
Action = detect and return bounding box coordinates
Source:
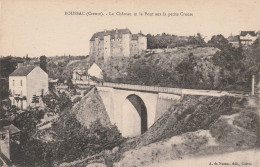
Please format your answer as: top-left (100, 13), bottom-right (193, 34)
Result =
top-left (122, 33), bottom-right (130, 57)
top-left (104, 34), bottom-right (111, 62)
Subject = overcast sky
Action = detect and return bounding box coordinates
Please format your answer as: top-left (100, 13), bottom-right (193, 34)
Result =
top-left (0, 0), bottom-right (260, 57)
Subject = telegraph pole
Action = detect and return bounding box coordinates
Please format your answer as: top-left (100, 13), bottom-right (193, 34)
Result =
top-left (252, 75), bottom-right (255, 96)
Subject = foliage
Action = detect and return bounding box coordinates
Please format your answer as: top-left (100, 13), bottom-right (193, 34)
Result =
top-left (42, 92), bottom-right (72, 113)
top-left (40, 55), bottom-right (47, 72)
top-left (209, 35), bottom-right (260, 91)
top-left (0, 79), bottom-right (9, 101)
top-left (124, 58), bottom-right (176, 87)
top-left (175, 53), bottom-right (202, 89)
top-left (0, 56), bottom-right (22, 100)
top-left (147, 33), bottom-right (206, 49)
top-left (0, 56), bottom-right (20, 78)
top-left (12, 109), bottom-right (124, 166)
top-left (208, 34), bottom-right (231, 50)
top-left (47, 55), bottom-right (89, 83)
top-left (111, 34), bottom-right (259, 91)
top-left (51, 111), bottom-right (124, 163)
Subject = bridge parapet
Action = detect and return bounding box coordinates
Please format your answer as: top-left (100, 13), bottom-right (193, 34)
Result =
top-left (96, 86), bottom-right (114, 92)
top-left (103, 82), bottom-right (182, 95)
top-left (158, 93), bottom-right (181, 100)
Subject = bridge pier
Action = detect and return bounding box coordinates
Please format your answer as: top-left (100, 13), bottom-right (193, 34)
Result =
top-left (155, 93), bottom-right (181, 121)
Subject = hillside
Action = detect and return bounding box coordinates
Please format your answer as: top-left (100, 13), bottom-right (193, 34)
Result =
top-left (113, 96), bottom-right (259, 167)
top-left (120, 96), bottom-right (248, 150)
top-left (61, 94), bottom-right (260, 167)
top-left (46, 46), bottom-right (221, 88)
top-left (70, 88), bottom-right (111, 128)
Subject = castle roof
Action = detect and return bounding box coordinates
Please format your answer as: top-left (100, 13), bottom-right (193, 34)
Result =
top-left (240, 31), bottom-right (257, 37)
top-left (9, 65), bottom-right (36, 76)
top-left (90, 28), bottom-right (132, 41)
top-left (132, 33), bottom-right (146, 40)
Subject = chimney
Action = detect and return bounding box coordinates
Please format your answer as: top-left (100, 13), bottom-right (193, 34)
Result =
top-left (17, 62), bottom-right (24, 69)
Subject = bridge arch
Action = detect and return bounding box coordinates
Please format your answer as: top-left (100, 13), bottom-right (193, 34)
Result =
top-left (122, 94), bottom-right (148, 137)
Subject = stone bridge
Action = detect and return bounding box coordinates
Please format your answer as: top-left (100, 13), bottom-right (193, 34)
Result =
top-left (97, 82), bottom-right (244, 137)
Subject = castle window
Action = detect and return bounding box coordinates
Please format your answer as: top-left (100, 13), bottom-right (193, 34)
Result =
top-left (20, 80), bottom-right (22, 86)
top-left (13, 80), bottom-right (15, 86)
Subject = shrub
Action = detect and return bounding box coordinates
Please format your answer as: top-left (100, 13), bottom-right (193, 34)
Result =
top-left (233, 110), bottom-right (260, 134)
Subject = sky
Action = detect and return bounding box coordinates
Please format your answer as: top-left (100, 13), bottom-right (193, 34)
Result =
top-left (0, 0), bottom-right (260, 57)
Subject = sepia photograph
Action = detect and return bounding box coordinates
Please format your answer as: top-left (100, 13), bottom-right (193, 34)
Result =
top-left (0, 0), bottom-right (260, 166)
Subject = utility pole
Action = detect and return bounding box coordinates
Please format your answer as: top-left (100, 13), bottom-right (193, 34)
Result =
top-left (252, 75), bottom-right (255, 96)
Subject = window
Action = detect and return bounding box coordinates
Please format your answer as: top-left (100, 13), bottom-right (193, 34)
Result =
top-left (13, 80), bottom-right (15, 86)
top-left (20, 80), bottom-right (22, 86)
top-left (21, 91), bottom-right (22, 96)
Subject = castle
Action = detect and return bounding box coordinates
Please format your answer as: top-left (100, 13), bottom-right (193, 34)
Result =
top-left (89, 28), bottom-right (147, 61)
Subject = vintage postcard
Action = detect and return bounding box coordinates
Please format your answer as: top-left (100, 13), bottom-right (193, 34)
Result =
top-left (0, 0), bottom-right (260, 166)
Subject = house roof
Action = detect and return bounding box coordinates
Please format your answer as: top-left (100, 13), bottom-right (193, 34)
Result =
top-left (9, 66), bottom-right (35, 76)
top-left (3, 124), bottom-right (21, 135)
top-left (240, 31), bottom-right (257, 37)
top-left (90, 28), bottom-right (132, 41)
top-left (227, 35), bottom-right (240, 42)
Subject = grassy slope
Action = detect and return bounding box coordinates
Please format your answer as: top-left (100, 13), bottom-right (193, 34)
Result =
top-left (121, 95), bottom-right (246, 151)
top-left (70, 88), bottom-right (111, 128)
top-left (114, 96), bottom-right (260, 167)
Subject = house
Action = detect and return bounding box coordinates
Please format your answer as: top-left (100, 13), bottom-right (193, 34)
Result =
top-left (239, 31), bottom-right (258, 46)
top-left (89, 28), bottom-right (147, 62)
top-left (9, 65), bottom-right (48, 110)
top-left (88, 63), bottom-right (103, 80)
top-left (0, 124), bottom-right (20, 161)
top-left (227, 34), bottom-right (240, 48)
top-left (72, 63), bottom-right (103, 85)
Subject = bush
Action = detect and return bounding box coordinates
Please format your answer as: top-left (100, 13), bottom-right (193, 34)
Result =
top-left (233, 110), bottom-right (260, 134)
top-left (49, 111), bottom-right (124, 163)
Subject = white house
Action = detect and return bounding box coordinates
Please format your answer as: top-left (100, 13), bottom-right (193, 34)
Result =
top-left (88, 63), bottom-right (103, 80)
top-left (239, 31), bottom-right (258, 46)
top-left (9, 66), bottom-right (48, 110)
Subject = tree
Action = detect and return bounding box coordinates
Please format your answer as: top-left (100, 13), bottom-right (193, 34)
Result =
top-left (40, 55), bottom-right (47, 72)
top-left (208, 35), bottom-right (231, 50)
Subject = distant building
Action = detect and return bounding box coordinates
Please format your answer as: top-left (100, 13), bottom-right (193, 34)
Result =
top-left (89, 28), bottom-right (147, 62)
top-left (227, 34), bottom-right (240, 48)
top-left (72, 68), bottom-right (87, 81)
top-left (72, 63), bottom-right (103, 85)
top-left (239, 31), bottom-right (258, 46)
top-left (9, 65), bottom-right (48, 109)
top-left (48, 78), bottom-right (59, 88)
top-left (88, 63), bottom-right (103, 80)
